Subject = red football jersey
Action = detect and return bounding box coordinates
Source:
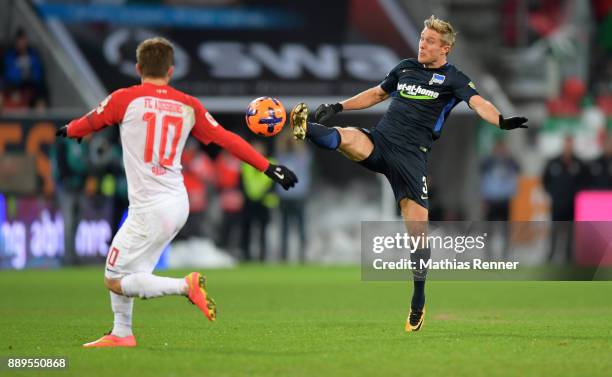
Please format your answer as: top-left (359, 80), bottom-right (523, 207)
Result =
top-left (67, 82), bottom-right (269, 209)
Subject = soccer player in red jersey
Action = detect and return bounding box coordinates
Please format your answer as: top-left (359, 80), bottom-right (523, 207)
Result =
top-left (56, 37), bottom-right (297, 347)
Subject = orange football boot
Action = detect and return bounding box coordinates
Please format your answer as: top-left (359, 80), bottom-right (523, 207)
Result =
top-left (405, 307), bottom-right (426, 333)
top-left (83, 333), bottom-right (137, 348)
top-left (185, 272), bottom-right (217, 321)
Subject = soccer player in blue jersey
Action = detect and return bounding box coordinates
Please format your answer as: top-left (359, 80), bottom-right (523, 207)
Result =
top-left (290, 15), bottom-right (528, 332)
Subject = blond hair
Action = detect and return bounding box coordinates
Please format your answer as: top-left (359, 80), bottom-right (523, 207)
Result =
top-left (424, 15), bottom-right (456, 50)
top-left (136, 37), bottom-right (174, 78)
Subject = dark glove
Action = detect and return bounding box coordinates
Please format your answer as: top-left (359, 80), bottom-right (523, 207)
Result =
top-left (499, 115), bottom-right (528, 130)
top-left (314, 103), bottom-right (343, 123)
top-left (55, 125), bottom-right (82, 143)
top-left (265, 163), bottom-right (298, 190)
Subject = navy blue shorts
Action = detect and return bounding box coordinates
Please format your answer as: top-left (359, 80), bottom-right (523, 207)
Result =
top-left (357, 128), bottom-right (429, 209)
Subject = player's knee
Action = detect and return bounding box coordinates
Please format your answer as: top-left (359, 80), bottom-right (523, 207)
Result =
top-left (399, 199), bottom-right (428, 234)
top-left (399, 198), bottom-right (428, 218)
top-left (337, 128), bottom-right (357, 146)
top-left (337, 128), bottom-right (372, 161)
top-left (104, 277), bottom-right (123, 295)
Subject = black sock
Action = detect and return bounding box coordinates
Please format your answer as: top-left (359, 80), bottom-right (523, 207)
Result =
top-left (306, 122), bottom-right (340, 150)
top-left (412, 280), bottom-right (425, 310)
top-left (410, 248), bottom-right (431, 310)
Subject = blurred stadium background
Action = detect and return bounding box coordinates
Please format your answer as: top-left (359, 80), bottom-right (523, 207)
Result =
top-left (1, 0), bottom-right (612, 271)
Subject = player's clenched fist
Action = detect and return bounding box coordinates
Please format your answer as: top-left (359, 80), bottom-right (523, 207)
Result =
top-left (55, 125), bottom-right (82, 143)
top-left (499, 115), bottom-right (528, 130)
top-left (265, 163), bottom-right (298, 190)
top-left (314, 103), bottom-right (343, 123)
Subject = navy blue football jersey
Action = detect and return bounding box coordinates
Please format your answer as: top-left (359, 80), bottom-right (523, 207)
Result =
top-left (377, 58), bottom-right (479, 149)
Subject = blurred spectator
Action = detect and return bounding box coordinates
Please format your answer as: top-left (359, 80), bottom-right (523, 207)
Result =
top-left (528, 0), bottom-right (564, 39)
top-left (179, 140), bottom-right (214, 239)
top-left (51, 136), bottom-right (88, 265)
top-left (480, 139), bottom-right (520, 259)
top-left (592, 1), bottom-right (612, 96)
top-left (480, 139), bottom-right (520, 220)
top-left (215, 150), bottom-right (244, 252)
top-left (240, 141), bottom-right (278, 261)
top-left (586, 135), bottom-right (612, 189)
top-left (502, 0), bottom-right (567, 45)
top-left (2, 28), bottom-right (48, 111)
top-left (109, 131), bottom-right (129, 233)
top-left (276, 133), bottom-right (312, 263)
top-left (594, 0), bottom-right (612, 50)
top-left (542, 136), bottom-right (586, 262)
top-left (87, 130), bottom-right (127, 233)
top-left (592, 0), bottom-right (612, 21)
top-left (546, 77), bottom-right (586, 117)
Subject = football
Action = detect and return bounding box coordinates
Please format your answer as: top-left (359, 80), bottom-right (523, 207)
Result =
top-left (245, 97), bottom-right (286, 137)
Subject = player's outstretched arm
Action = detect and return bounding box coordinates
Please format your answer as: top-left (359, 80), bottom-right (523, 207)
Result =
top-left (208, 128), bottom-right (297, 190)
top-left (191, 108), bottom-right (298, 190)
top-left (56, 91), bottom-right (126, 142)
top-left (55, 125), bottom-right (82, 143)
top-left (469, 95), bottom-right (528, 130)
top-left (315, 85), bottom-right (389, 123)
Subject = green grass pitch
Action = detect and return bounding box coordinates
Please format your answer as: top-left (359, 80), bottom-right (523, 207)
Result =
top-left (1, 265), bottom-right (611, 377)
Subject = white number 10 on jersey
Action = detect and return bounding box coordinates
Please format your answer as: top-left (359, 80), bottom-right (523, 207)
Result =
top-left (142, 112), bottom-right (184, 166)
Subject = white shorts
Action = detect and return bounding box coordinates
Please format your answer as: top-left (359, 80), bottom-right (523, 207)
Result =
top-left (105, 195), bottom-right (189, 279)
